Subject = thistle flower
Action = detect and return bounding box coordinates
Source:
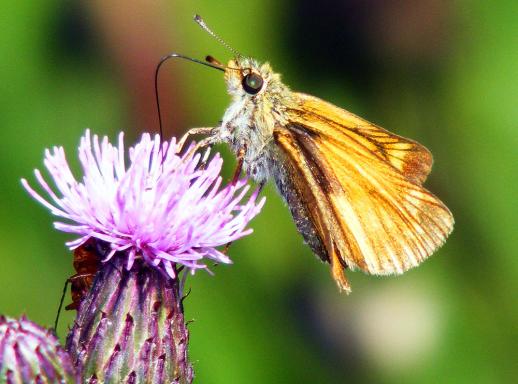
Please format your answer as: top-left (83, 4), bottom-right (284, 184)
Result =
top-left (21, 130), bottom-right (265, 382)
top-left (22, 130), bottom-right (265, 277)
top-left (0, 316), bottom-right (77, 383)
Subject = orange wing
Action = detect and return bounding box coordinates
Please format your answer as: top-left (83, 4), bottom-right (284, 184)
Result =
top-left (274, 93), bottom-right (454, 292)
top-left (287, 93), bottom-right (434, 184)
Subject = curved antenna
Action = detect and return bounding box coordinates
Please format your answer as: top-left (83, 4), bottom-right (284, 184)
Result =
top-left (194, 14), bottom-right (241, 57)
top-left (154, 52), bottom-right (224, 144)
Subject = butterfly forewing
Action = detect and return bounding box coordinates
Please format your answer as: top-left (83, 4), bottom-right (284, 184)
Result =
top-left (287, 93), bottom-right (434, 184)
top-left (274, 94), bottom-right (454, 288)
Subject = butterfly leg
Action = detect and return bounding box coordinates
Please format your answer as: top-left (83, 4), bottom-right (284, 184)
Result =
top-left (198, 144), bottom-right (214, 170)
top-left (222, 181), bottom-right (266, 258)
top-left (181, 135), bottom-right (219, 162)
top-left (221, 148), bottom-right (246, 255)
top-left (231, 146), bottom-right (246, 184)
top-left (176, 127), bottom-right (216, 153)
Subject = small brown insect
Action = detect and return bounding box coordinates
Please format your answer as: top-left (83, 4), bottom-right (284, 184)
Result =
top-left (54, 239), bottom-right (106, 332)
top-left (65, 239), bottom-right (103, 310)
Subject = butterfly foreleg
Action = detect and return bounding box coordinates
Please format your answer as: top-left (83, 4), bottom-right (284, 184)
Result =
top-left (176, 127), bottom-right (216, 153)
top-left (181, 135), bottom-right (219, 162)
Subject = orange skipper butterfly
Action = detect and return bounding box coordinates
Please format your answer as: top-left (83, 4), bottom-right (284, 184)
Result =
top-left (157, 15), bottom-right (454, 293)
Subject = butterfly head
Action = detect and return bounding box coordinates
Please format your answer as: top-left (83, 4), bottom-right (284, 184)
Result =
top-left (223, 57), bottom-right (279, 99)
top-left (194, 15), bottom-right (285, 101)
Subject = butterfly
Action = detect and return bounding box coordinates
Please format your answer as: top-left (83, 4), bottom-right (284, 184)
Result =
top-left (156, 15), bottom-right (454, 293)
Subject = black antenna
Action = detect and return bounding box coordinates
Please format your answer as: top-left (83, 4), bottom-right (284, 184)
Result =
top-left (53, 279), bottom-right (70, 334)
top-left (154, 53), bottom-right (224, 145)
top-left (194, 15), bottom-right (242, 57)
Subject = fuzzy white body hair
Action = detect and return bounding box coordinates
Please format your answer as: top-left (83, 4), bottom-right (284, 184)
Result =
top-left (210, 57), bottom-right (330, 261)
top-left (217, 59), bottom-right (289, 184)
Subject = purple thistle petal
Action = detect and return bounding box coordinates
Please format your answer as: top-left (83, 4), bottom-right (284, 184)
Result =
top-left (22, 130), bottom-right (264, 277)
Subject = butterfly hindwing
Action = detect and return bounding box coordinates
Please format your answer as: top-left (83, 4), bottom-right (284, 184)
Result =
top-left (273, 94), bottom-right (454, 291)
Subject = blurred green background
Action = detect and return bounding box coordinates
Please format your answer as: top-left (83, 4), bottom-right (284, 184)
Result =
top-left (1, 1), bottom-right (516, 383)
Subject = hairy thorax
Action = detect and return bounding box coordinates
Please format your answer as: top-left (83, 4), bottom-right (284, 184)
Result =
top-left (220, 92), bottom-right (288, 184)
top-left (219, 88), bottom-right (328, 261)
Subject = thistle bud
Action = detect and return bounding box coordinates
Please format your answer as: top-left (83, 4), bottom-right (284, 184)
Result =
top-left (66, 256), bottom-right (193, 383)
top-left (0, 316), bottom-right (77, 383)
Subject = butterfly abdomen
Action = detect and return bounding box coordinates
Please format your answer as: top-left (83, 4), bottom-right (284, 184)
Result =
top-left (271, 144), bottom-right (329, 263)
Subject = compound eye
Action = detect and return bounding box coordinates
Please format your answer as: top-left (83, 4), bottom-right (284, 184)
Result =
top-left (242, 73), bottom-right (264, 95)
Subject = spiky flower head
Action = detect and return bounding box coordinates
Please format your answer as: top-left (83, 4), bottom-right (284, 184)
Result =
top-left (22, 130), bottom-right (265, 278)
top-left (0, 316), bottom-right (76, 383)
